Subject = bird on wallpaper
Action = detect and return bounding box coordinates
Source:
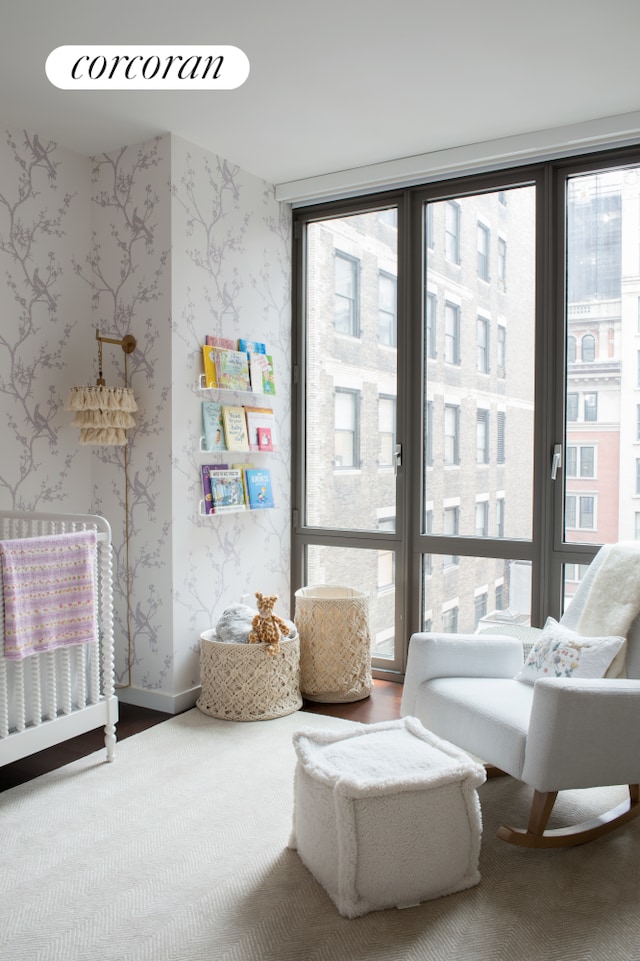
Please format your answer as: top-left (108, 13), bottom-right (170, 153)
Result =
top-left (219, 158), bottom-right (240, 201)
top-left (26, 132), bottom-right (57, 178)
top-left (31, 268), bottom-right (56, 308)
top-left (130, 207), bottom-right (153, 243)
top-left (32, 404), bottom-right (57, 446)
top-left (131, 471), bottom-right (155, 513)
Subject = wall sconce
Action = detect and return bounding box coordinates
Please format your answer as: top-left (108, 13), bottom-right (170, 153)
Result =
top-left (65, 329), bottom-right (138, 445)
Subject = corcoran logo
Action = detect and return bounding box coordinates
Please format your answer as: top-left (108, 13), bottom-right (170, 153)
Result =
top-left (46, 45), bottom-right (250, 90)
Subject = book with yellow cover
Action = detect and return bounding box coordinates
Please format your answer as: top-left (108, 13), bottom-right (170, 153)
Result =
top-left (222, 405), bottom-right (250, 451)
top-left (202, 345), bottom-right (218, 388)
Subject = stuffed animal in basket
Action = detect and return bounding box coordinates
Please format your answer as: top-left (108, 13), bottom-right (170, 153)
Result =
top-left (248, 592), bottom-right (291, 656)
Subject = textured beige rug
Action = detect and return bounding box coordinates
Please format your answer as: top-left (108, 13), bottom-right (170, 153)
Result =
top-left (2, 708), bottom-right (639, 961)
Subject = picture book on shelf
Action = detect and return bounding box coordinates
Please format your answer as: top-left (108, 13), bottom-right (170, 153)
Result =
top-left (238, 338), bottom-right (266, 355)
top-left (249, 352), bottom-right (276, 394)
top-left (244, 406), bottom-right (277, 451)
top-left (202, 345), bottom-right (218, 388)
top-left (201, 463), bottom-right (228, 513)
top-left (209, 468), bottom-right (246, 513)
top-left (257, 427), bottom-right (273, 452)
top-left (244, 468), bottom-right (274, 510)
top-left (201, 401), bottom-right (227, 451)
top-left (215, 348), bottom-right (251, 391)
top-left (222, 405), bottom-right (250, 451)
top-left (205, 335), bottom-right (236, 350)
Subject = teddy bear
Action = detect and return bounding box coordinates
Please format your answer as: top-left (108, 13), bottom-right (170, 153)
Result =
top-left (248, 591), bottom-right (291, 656)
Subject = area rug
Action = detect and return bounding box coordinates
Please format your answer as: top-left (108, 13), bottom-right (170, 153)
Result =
top-left (2, 708), bottom-right (639, 961)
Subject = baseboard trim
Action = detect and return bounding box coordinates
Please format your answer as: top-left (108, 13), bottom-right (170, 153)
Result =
top-left (116, 684), bottom-right (201, 715)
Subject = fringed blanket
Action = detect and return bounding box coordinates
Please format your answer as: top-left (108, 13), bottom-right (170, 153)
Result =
top-left (0, 530), bottom-right (98, 660)
top-left (578, 541), bottom-right (640, 639)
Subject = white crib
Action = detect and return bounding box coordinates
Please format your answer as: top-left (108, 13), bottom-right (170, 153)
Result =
top-left (0, 510), bottom-right (118, 768)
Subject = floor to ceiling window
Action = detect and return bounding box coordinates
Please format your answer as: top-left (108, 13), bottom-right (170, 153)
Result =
top-left (291, 147), bottom-right (640, 678)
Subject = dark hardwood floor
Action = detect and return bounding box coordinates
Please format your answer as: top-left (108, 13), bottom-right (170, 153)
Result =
top-left (0, 679), bottom-right (403, 793)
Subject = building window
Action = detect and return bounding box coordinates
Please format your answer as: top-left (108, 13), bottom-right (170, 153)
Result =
top-left (475, 499), bottom-right (489, 536)
top-left (581, 333), bottom-right (595, 362)
top-left (444, 302), bottom-right (460, 365)
top-left (584, 392), bottom-right (598, 422)
top-left (378, 208), bottom-right (397, 228)
top-left (566, 392), bottom-right (578, 421)
top-left (477, 222), bottom-right (490, 280)
top-left (567, 336), bottom-right (577, 363)
top-left (497, 411), bottom-right (506, 464)
top-left (425, 400), bottom-right (434, 467)
top-left (565, 494), bottom-right (596, 529)
top-left (496, 496), bottom-right (505, 538)
top-left (425, 204), bottom-right (434, 250)
top-left (424, 509), bottom-right (433, 575)
top-left (377, 517), bottom-right (395, 591)
top-left (443, 506), bottom-right (459, 567)
top-left (474, 592), bottom-right (488, 627)
top-left (442, 606), bottom-right (459, 633)
top-left (476, 409), bottom-right (489, 464)
top-left (378, 271), bottom-right (397, 347)
top-left (637, 404), bottom-right (640, 442)
top-left (566, 445), bottom-right (595, 478)
top-left (497, 237), bottom-right (506, 287)
top-left (497, 325), bottom-right (506, 377)
top-left (445, 201), bottom-right (461, 264)
top-left (636, 512), bottom-right (640, 540)
top-left (495, 583), bottom-right (504, 610)
top-left (477, 316), bottom-right (489, 372)
top-left (636, 458), bottom-right (640, 495)
top-left (426, 292), bottom-right (437, 358)
top-left (334, 388), bottom-right (360, 468)
top-left (334, 252), bottom-right (359, 336)
top-left (444, 404), bottom-right (460, 466)
top-left (378, 395), bottom-right (396, 467)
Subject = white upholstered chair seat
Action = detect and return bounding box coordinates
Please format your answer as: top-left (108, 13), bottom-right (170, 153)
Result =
top-left (414, 677), bottom-right (533, 781)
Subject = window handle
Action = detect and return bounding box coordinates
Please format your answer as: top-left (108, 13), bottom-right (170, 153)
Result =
top-left (394, 443), bottom-right (402, 474)
top-left (551, 443), bottom-right (562, 481)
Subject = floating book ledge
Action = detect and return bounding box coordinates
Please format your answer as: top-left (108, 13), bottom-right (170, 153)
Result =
top-left (199, 500), bottom-right (275, 517)
top-left (198, 374), bottom-right (269, 397)
top-left (199, 436), bottom-right (278, 454)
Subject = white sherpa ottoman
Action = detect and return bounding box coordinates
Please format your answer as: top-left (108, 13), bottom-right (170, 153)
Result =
top-left (289, 716), bottom-right (486, 918)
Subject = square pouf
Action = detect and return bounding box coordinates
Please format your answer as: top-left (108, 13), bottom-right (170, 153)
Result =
top-left (289, 716), bottom-right (486, 918)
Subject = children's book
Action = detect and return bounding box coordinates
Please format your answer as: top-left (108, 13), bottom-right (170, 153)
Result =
top-left (244, 468), bottom-right (274, 510)
top-left (222, 405), bottom-right (250, 451)
top-left (248, 350), bottom-right (269, 394)
top-left (201, 463), bottom-right (228, 513)
top-left (202, 345), bottom-right (218, 388)
top-left (215, 348), bottom-right (251, 391)
top-left (238, 338), bottom-right (266, 355)
top-left (201, 401), bottom-right (227, 451)
top-left (206, 335), bottom-right (236, 350)
top-left (249, 352), bottom-right (276, 394)
top-left (209, 468), bottom-right (247, 513)
top-left (257, 427), bottom-right (273, 452)
top-left (244, 406), bottom-right (277, 451)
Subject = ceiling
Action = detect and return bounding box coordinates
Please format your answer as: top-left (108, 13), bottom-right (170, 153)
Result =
top-left (2, 0), bottom-right (640, 190)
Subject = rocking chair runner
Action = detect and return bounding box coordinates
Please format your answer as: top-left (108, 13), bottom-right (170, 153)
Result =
top-left (401, 542), bottom-right (640, 848)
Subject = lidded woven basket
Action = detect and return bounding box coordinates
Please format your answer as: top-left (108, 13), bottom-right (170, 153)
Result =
top-left (196, 630), bottom-right (302, 721)
top-left (294, 586), bottom-right (373, 703)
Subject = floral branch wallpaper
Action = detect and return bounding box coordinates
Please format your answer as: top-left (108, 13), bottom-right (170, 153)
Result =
top-left (0, 125), bottom-right (292, 711)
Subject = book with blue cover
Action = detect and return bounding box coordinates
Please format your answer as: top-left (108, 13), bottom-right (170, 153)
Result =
top-left (201, 401), bottom-right (227, 451)
top-left (244, 468), bottom-right (274, 510)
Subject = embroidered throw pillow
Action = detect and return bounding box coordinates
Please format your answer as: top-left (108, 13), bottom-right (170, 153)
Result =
top-left (515, 617), bottom-right (626, 686)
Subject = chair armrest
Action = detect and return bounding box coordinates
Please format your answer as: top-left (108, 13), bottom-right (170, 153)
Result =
top-left (400, 632), bottom-right (524, 717)
top-left (522, 677), bottom-right (640, 792)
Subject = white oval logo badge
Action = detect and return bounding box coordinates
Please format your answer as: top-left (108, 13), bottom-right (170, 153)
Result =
top-left (46, 45), bottom-right (250, 90)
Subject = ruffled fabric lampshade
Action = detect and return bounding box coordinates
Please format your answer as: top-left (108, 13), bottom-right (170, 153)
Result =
top-left (65, 385), bottom-right (138, 446)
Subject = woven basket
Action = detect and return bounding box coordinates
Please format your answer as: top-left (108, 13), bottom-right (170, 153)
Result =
top-left (196, 630), bottom-right (302, 721)
top-left (294, 586), bottom-right (373, 703)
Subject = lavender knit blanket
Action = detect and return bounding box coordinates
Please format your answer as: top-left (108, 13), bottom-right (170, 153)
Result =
top-left (0, 530), bottom-right (98, 660)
